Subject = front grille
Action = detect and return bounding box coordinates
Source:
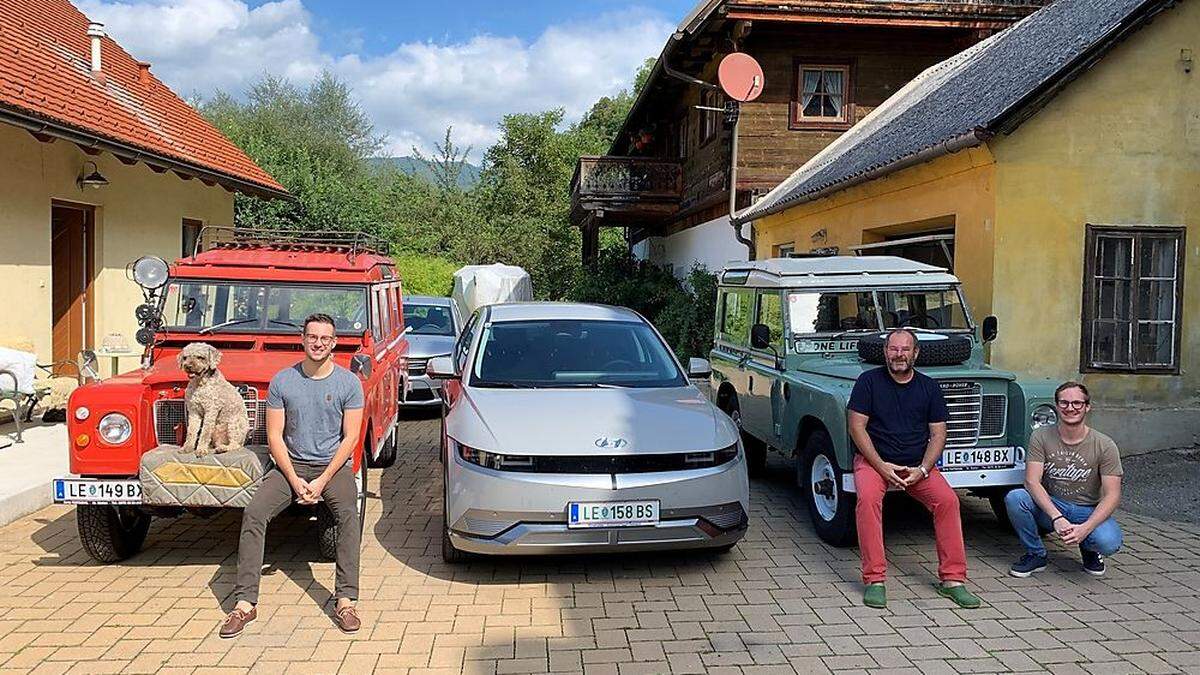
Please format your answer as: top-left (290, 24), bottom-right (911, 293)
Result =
top-left (408, 358), bottom-right (427, 376)
top-left (940, 381), bottom-right (981, 449)
top-left (980, 395), bottom-right (1007, 439)
top-left (153, 385), bottom-right (265, 446)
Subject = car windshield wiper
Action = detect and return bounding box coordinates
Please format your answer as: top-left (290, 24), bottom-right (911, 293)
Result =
top-left (199, 318), bottom-right (258, 335)
top-left (199, 318), bottom-right (298, 335)
top-left (544, 382), bottom-right (624, 389)
top-left (829, 329), bottom-right (876, 340)
top-left (472, 381), bottom-right (536, 389)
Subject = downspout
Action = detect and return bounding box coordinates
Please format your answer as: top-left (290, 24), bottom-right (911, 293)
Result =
top-left (658, 33), bottom-right (756, 260)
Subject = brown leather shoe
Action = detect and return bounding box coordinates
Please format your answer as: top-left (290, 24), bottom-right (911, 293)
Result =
top-left (334, 605), bottom-right (361, 633)
top-left (218, 606), bottom-right (256, 638)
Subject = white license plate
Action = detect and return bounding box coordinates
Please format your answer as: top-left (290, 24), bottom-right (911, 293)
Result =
top-left (568, 500), bottom-right (659, 529)
top-left (939, 447), bottom-right (1015, 470)
top-left (53, 478), bottom-right (142, 504)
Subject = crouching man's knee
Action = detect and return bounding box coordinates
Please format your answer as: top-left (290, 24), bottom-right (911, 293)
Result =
top-left (1086, 520), bottom-right (1123, 556)
top-left (1004, 488), bottom-right (1034, 512)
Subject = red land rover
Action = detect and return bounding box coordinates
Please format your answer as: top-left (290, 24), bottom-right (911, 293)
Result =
top-left (53, 229), bottom-right (407, 563)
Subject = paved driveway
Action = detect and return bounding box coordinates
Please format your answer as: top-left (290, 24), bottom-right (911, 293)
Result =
top-left (3, 415), bottom-right (1199, 674)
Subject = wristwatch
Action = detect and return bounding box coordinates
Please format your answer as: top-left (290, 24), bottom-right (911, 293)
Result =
top-left (918, 465), bottom-right (930, 479)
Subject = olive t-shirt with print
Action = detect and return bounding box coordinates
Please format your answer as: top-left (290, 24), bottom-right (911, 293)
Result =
top-left (1028, 426), bottom-right (1122, 506)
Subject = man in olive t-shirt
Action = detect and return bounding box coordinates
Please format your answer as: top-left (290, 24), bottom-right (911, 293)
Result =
top-left (1005, 381), bottom-right (1123, 577)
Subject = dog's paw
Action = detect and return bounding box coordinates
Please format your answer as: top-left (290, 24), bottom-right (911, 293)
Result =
top-left (191, 446), bottom-right (214, 457)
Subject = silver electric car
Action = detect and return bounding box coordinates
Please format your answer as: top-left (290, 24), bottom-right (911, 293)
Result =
top-left (428, 302), bottom-right (750, 562)
top-left (401, 295), bottom-right (462, 407)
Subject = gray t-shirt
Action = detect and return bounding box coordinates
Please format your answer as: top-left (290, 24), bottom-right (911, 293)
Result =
top-left (266, 363), bottom-right (364, 463)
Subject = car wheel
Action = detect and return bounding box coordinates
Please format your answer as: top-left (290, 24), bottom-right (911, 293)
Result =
top-left (378, 425), bottom-right (398, 468)
top-left (799, 430), bottom-right (856, 547)
top-left (317, 504), bottom-right (338, 562)
top-left (722, 399), bottom-right (766, 478)
top-left (988, 489), bottom-right (1015, 532)
top-left (77, 504), bottom-right (151, 563)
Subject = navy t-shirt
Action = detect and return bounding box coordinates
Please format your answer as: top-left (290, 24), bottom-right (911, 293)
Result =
top-left (847, 367), bottom-right (949, 465)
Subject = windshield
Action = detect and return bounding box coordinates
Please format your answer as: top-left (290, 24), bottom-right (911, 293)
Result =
top-left (787, 287), bottom-right (971, 336)
top-left (404, 303), bottom-right (454, 336)
top-left (161, 281), bottom-right (368, 334)
top-left (471, 319), bottom-right (686, 389)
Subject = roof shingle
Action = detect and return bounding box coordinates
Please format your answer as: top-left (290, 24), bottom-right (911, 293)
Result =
top-left (0, 0), bottom-right (286, 196)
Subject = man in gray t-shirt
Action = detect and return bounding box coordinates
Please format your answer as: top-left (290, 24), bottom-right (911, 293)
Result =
top-left (221, 314), bottom-right (365, 639)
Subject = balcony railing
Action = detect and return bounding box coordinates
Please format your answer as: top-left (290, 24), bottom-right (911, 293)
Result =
top-left (570, 156), bottom-right (682, 226)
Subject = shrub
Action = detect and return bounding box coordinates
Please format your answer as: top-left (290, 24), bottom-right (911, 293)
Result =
top-left (395, 254), bottom-right (459, 297)
top-left (568, 249), bottom-right (717, 362)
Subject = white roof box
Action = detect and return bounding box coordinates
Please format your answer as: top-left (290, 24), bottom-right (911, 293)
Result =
top-left (720, 255), bottom-right (959, 289)
top-left (452, 264), bottom-right (534, 317)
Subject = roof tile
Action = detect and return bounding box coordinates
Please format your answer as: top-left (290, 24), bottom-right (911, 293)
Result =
top-left (0, 0), bottom-right (285, 194)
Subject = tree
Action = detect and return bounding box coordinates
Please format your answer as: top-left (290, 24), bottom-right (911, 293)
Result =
top-left (199, 72), bottom-right (387, 235)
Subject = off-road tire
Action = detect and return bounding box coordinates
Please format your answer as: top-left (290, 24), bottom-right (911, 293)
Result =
top-left (857, 332), bottom-right (972, 367)
top-left (988, 489), bottom-right (1016, 532)
top-left (800, 430), bottom-right (856, 547)
top-left (316, 468), bottom-right (367, 562)
top-left (368, 425), bottom-right (398, 469)
top-left (720, 397), bottom-right (767, 478)
top-left (77, 505), bottom-right (151, 563)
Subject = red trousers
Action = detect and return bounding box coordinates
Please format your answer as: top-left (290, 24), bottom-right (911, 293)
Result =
top-left (853, 454), bottom-right (968, 584)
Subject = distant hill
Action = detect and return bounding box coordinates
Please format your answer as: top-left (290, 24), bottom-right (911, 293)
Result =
top-left (368, 156), bottom-right (481, 189)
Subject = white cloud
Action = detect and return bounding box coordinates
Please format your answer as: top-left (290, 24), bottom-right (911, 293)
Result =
top-left (77, 0), bottom-right (672, 156)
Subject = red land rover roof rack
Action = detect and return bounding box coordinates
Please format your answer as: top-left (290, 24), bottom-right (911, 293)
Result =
top-left (193, 226), bottom-right (389, 260)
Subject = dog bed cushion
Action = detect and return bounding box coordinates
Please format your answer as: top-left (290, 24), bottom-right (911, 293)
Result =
top-left (140, 444), bottom-right (274, 508)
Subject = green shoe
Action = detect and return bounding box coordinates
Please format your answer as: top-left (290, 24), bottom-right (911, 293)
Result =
top-left (935, 583), bottom-right (981, 609)
top-left (863, 583), bottom-right (887, 609)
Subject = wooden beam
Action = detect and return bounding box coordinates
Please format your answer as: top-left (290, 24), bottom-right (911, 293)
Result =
top-left (116, 154), bottom-right (139, 165)
top-left (76, 143), bottom-right (103, 156)
top-left (724, 10), bottom-right (1012, 30)
top-left (173, 170), bottom-right (194, 181)
top-left (27, 130), bottom-right (56, 144)
top-left (147, 163), bottom-right (169, 174)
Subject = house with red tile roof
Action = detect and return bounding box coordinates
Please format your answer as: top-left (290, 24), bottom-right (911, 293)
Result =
top-left (0, 0), bottom-right (288, 373)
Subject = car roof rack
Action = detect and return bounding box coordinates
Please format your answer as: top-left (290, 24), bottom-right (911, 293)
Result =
top-left (191, 226), bottom-right (389, 260)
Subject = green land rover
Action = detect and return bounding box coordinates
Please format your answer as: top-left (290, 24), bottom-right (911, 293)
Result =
top-left (710, 256), bottom-right (1059, 546)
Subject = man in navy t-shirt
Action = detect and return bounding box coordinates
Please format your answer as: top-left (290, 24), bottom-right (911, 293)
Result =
top-left (847, 329), bottom-right (980, 610)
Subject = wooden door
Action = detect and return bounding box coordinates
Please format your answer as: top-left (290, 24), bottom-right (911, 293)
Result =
top-left (51, 205), bottom-right (93, 368)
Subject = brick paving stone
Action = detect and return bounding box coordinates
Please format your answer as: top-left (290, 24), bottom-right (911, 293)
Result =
top-left (1, 417), bottom-right (1198, 674)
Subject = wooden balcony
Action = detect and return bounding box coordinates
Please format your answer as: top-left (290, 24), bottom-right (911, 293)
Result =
top-left (570, 156), bottom-right (683, 227)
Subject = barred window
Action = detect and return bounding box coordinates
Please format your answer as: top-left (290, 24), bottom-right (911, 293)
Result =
top-left (1082, 225), bottom-right (1185, 373)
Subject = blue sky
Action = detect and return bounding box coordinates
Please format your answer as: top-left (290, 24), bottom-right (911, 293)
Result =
top-left (284, 1), bottom-right (697, 57)
top-left (79, 0), bottom-right (697, 156)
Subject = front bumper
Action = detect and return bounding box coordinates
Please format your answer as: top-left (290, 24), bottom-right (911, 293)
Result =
top-left (843, 464), bottom-right (1026, 493)
top-left (446, 451), bottom-right (750, 555)
top-left (402, 374), bottom-right (442, 406)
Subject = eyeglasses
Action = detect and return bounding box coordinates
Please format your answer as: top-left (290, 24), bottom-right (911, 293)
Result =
top-left (303, 334), bottom-right (335, 345)
top-left (1055, 399), bottom-right (1089, 410)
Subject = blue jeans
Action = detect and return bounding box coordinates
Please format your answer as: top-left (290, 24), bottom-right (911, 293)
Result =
top-left (1005, 488), bottom-right (1122, 557)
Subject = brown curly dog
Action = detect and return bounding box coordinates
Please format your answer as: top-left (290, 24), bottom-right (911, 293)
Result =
top-left (177, 343), bottom-right (249, 456)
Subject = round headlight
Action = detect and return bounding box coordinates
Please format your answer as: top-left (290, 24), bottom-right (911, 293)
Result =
top-left (1030, 404), bottom-right (1057, 429)
top-left (74, 406), bottom-right (90, 421)
top-left (97, 413), bottom-right (132, 445)
top-left (132, 256), bottom-right (169, 290)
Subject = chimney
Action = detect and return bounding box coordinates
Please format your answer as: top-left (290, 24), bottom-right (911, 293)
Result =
top-left (86, 22), bottom-right (104, 75)
top-left (137, 61), bottom-right (152, 86)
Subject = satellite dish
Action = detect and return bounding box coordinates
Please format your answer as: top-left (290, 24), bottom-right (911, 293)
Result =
top-left (718, 53), bottom-right (764, 102)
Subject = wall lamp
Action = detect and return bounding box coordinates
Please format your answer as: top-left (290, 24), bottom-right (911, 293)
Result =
top-left (78, 161), bottom-right (109, 189)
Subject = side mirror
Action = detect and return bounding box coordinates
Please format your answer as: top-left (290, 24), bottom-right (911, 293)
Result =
top-left (982, 315), bottom-right (998, 343)
top-left (349, 354), bottom-right (372, 379)
top-left (750, 323), bottom-right (772, 350)
top-left (426, 356), bottom-right (458, 380)
top-left (687, 358), bottom-right (712, 379)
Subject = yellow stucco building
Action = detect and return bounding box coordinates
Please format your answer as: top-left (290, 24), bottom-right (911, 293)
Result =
top-left (737, 0), bottom-right (1198, 451)
top-left (0, 0), bottom-right (287, 377)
